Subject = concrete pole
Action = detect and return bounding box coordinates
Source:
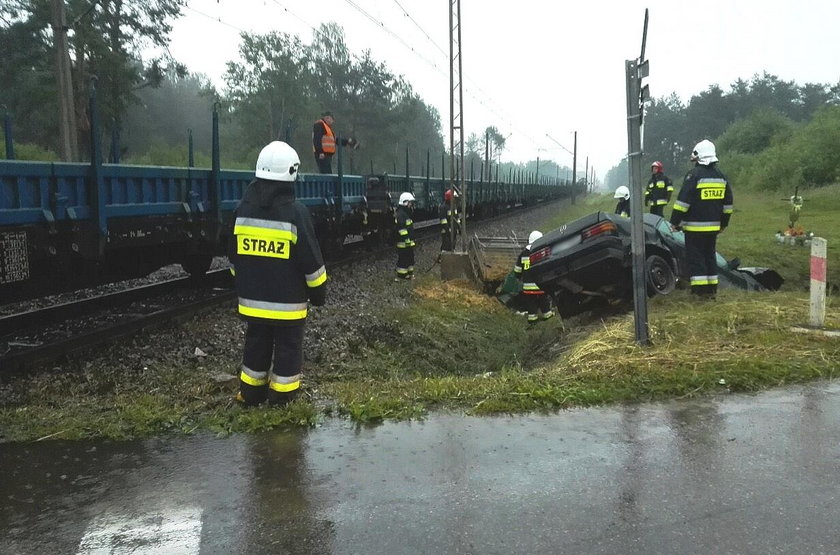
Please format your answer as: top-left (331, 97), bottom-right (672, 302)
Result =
top-left (584, 156), bottom-right (589, 193)
top-left (810, 238), bottom-right (827, 328)
top-left (51, 0), bottom-right (78, 161)
top-left (571, 131), bottom-right (577, 204)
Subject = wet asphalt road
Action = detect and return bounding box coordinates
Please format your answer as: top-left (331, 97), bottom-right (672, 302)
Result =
top-left (2, 381), bottom-right (839, 554)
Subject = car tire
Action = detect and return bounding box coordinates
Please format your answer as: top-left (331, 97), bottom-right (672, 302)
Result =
top-left (646, 254), bottom-right (676, 296)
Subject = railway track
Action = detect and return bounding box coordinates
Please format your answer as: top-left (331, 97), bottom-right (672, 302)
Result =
top-left (0, 270), bottom-right (236, 374)
top-left (0, 202), bottom-right (543, 375)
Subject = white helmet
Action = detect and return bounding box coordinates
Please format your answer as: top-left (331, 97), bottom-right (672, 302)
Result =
top-left (255, 141), bottom-right (300, 181)
top-left (614, 185), bottom-right (630, 200)
top-left (399, 192), bottom-right (416, 206)
top-left (692, 139), bottom-right (718, 165)
top-left (528, 230), bottom-right (543, 245)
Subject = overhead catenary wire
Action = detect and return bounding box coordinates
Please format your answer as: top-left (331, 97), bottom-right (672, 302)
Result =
top-left (339, 0), bottom-right (557, 157)
top-left (391, 0), bottom-right (449, 59)
top-left (387, 1), bottom-right (574, 158)
top-left (187, 1), bottom-right (570, 163)
top-left (269, 0), bottom-right (333, 43)
top-left (185, 4), bottom-right (246, 33)
top-left (341, 0), bottom-right (444, 72)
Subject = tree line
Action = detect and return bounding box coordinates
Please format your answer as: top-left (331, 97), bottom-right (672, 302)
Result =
top-left (605, 72), bottom-right (840, 192)
top-left (1, 2), bottom-right (575, 180)
top-left (1, 4), bottom-right (448, 174)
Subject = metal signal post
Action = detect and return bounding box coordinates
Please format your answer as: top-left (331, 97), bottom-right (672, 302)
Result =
top-left (449, 0), bottom-right (466, 250)
top-left (625, 9), bottom-right (651, 346)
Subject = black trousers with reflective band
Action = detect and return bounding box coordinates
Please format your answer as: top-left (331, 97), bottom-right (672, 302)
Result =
top-left (522, 292), bottom-right (551, 320)
top-left (685, 231), bottom-right (718, 296)
top-left (240, 322), bottom-right (305, 405)
top-left (650, 205), bottom-right (665, 216)
top-left (396, 247), bottom-right (415, 277)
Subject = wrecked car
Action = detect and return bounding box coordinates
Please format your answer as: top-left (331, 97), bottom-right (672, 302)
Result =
top-left (527, 211), bottom-right (783, 318)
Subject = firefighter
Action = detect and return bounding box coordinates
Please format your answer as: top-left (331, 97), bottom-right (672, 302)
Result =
top-left (514, 230), bottom-right (554, 324)
top-left (395, 192), bottom-right (416, 280)
top-left (670, 139), bottom-right (733, 299)
top-left (312, 111), bottom-right (358, 174)
top-left (645, 161), bottom-right (674, 216)
top-left (439, 188), bottom-right (460, 252)
top-left (230, 141), bottom-right (327, 406)
top-left (614, 185), bottom-right (631, 218)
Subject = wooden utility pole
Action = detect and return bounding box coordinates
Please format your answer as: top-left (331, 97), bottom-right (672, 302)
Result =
top-left (52, 0), bottom-right (78, 161)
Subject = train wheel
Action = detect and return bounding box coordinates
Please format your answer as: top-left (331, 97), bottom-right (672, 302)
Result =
top-left (363, 228), bottom-right (383, 249)
top-left (182, 254), bottom-right (212, 279)
top-left (324, 235), bottom-right (345, 258)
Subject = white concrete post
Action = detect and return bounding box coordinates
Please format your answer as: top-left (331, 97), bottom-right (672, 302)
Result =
top-left (810, 237), bottom-right (827, 328)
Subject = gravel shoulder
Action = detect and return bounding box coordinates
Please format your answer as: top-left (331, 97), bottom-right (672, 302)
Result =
top-left (0, 201), bottom-right (568, 441)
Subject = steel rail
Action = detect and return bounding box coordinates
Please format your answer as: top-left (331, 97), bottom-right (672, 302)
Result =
top-left (0, 199), bottom-right (558, 374)
top-left (0, 269), bottom-right (232, 336)
top-left (0, 288), bottom-right (236, 373)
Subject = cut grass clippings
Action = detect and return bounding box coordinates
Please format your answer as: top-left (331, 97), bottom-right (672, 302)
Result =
top-left (322, 285), bottom-right (839, 420)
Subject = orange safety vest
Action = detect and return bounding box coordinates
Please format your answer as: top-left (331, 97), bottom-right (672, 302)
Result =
top-left (317, 119), bottom-right (336, 154)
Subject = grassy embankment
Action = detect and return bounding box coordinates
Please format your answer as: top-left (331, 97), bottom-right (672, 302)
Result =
top-left (323, 185), bottom-right (840, 420)
top-left (1, 187), bottom-right (838, 441)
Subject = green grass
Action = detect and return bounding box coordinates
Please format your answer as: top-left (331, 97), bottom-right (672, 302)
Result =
top-left (544, 185), bottom-right (840, 289)
top-left (1, 188), bottom-right (838, 442)
top-left (322, 286), bottom-right (838, 419)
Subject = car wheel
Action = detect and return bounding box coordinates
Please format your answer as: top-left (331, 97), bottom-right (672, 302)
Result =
top-left (646, 254), bottom-right (676, 296)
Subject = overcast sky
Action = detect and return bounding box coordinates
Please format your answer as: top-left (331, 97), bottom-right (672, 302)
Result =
top-left (167, 0), bottom-right (840, 180)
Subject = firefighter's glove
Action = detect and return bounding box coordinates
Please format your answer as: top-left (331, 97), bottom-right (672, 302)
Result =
top-left (309, 290), bottom-right (327, 307)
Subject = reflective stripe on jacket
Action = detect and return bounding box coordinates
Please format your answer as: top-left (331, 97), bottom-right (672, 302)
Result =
top-left (439, 205), bottom-right (460, 234)
top-left (314, 119), bottom-right (336, 154)
top-left (395, 206), bottom-right (415, 249)
top-left (645, 172), bottom-right (674, 206)
top-left (670, 164), bottom-right (733, 233)
top-left (516, 246), bottom-right (545, 295)
top-left (230, 180), bottom-right (327, 324)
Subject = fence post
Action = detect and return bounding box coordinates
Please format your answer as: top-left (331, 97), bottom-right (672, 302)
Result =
top-left (3, 108), bottom-right (14, 160)
top-left (211, 103), bottom-right (221, 228)
top-left (810, 237), bottom-right (827, 328)
top-left (88, 78), bottom-right (106, 242)
top-left (188, 129), bottom-right (194, 167)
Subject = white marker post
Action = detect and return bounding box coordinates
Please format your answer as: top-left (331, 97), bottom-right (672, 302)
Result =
top-left (809, 237), bottom-right (827, 328)
top-left (792, 237), bottom-right (838, 337)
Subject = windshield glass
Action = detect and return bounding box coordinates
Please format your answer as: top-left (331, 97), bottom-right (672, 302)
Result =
top-left (655, 218), bottom-right (684, 245)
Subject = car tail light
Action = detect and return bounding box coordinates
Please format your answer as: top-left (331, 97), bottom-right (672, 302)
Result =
top-left (581, 221), bottom-right (617, 241)
top-left (529, 246), bottom-right (551, 265)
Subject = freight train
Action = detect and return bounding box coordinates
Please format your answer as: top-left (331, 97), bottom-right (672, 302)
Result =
top-left (0, 110), bottom-right (572, 304)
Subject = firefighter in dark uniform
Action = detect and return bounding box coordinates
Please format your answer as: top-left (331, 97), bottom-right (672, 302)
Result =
top-left (395, 192), bottom-right (416, 280)
top-left (614, 185), bottom-right (631, 218)
top-left (230, 141), bottom-right (327, 406)
top-left (514, 230), bottom-right (554, 324)
top-left (670, 139), bottom-right (733, 299)
top-left (645, 161), bottom-right (674, 216)
top-left (312, 111), bottom-right (358, 174)
top-left (439, 188), bottom-right (460, 252)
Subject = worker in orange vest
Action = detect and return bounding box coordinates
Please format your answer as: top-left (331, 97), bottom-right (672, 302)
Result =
top-left (312, 111), bottom-right (359, 174)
